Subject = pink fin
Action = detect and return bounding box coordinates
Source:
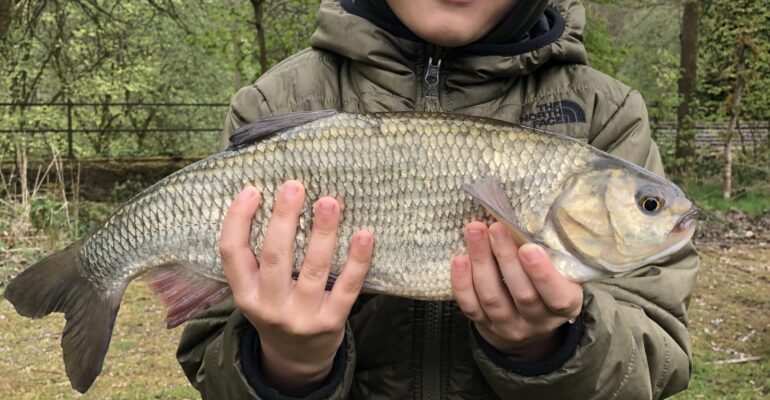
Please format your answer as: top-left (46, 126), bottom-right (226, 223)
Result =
top-left (146, 265), bottom-right (232, 328)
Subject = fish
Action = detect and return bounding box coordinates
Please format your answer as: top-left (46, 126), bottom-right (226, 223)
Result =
top-left (3, 111), bottom-right (698, 393)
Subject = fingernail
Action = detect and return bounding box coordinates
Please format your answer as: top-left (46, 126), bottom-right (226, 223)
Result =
top-left (453, 257), bottom-right (468, 273)
top-left (357, 232), bottom-right (372, 246)
top-left (319, 201), bottom-right (335, 216)
top-left (520, 244), bottom-right (542, 264)
top-left (467, 228), bottom-right (483, 241)
top-left (490, 225), bottom-right (505, 241)
top-left (282, 182), bottom-right (299, 196)
top-left (239, 187), bottom-right (255, 199)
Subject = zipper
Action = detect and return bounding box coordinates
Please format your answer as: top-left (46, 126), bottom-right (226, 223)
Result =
top-left (421, 302), bottom-right (443, 400)
top-left (422, 56), bottom-right (442, 111)
top-left (419, 44), bottom-right (448, 400)
top-left (420, 45), bottom-right (445, 111)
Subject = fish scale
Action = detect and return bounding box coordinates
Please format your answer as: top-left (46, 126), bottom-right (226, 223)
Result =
top-left (6, 111), bottom-right (698, 393)
top-left (80, 113), bottom-right (587, 299)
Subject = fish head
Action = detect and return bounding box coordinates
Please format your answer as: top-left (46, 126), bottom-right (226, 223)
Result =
top-left (551, 164), bottom-right (697, 274)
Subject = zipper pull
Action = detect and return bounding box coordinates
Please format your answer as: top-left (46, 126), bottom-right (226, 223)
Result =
top-left (423, 57), bottom-right (442, 111)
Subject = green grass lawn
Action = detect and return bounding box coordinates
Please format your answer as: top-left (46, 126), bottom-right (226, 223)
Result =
top-left (0, 281), bottom-right (200, 399)
top-left (672, 243), bottom-right (770, 399)
top-left (685, 183), bottom-right (770, 219)
top-left (679, 350), bottom-right (769, 399)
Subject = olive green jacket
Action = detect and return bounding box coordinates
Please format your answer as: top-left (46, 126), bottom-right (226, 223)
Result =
top-left (178, 0), bottom-right (699, 398)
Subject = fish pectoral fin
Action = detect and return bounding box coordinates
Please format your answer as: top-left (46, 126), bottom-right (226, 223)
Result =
top-left (228, 110), bottom-right (338, 149)
top-left (145, 264), bottom-right (232, 329)
top-left (462, 176), bottom-right (533, 246)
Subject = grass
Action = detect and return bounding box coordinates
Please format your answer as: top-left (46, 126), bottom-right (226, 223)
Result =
top-left (672, 242), bottom-right (770, 399)
top-left (686, 183), bottom-right (770, 219)
top-left (681, 348), bottom-right (769, 399)
top-left (0, 281), bottom-right (200, 399)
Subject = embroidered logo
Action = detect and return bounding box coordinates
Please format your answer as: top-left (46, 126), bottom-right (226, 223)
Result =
top-left (520, 100), bottom-right (586, 128)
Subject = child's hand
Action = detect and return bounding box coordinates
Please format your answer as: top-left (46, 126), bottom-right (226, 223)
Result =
top-left (451, 221), bottom-right (583, 362)
top-left (220, 181), bottom-right (373, 396)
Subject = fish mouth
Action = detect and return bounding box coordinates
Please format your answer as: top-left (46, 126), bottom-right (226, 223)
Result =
top-left (673, 207), bottom-right (699, 233)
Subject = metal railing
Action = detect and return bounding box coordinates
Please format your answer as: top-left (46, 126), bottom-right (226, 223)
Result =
top-left (0, 101), bottom-right (229, 158)
top-left (652, 121), bottom-right (768, 151)
top-left (1, 101), bottom-right (767, 159)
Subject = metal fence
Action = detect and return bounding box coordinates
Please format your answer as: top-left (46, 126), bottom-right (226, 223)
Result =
top-left (1, 101), bottom-right (767, 158)
top-left (652, 121), bottom-right (769, 152)
top-left (0, 101), bottom-right (229, 158)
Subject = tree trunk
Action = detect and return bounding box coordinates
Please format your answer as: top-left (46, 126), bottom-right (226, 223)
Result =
top-left (722, 42), bottom-right (747, 200)
top-left (250, 0), bottom-right (267, 75)
top-left (0, 0), bottom-right (12, 39)
top-left (231, 0), bottom-right (244, 91)
top-left (221, 0), bottom-right (245, 151)
top-left (675, 0), bottom-right (700, 175)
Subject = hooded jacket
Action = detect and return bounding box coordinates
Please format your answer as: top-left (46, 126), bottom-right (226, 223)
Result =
top-left (180, 1), bottom-right (699, 398)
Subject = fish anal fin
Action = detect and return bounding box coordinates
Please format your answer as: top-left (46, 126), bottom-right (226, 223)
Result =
top-left (146, 265), bottom-right (232, 328)
top-left (462, 176), bottom-right (534, 246)
top-left (228, 110), bottom-right (338, 149)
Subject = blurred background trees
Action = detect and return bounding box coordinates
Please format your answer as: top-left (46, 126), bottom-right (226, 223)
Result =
top-left (0, 0), bottom-right (767, 205)
top-left (585, 0), bottom-right (768, 207)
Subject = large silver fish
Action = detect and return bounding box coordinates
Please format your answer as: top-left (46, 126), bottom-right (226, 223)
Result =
top-left (4, 111), bottom-right (697, 393)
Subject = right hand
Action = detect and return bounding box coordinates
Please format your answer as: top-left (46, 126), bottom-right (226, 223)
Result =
top-left (220, 181), bottom-right (374, 396)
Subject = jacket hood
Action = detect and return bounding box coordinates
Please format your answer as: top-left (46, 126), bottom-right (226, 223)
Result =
top-left (310, 0), bottom-right (588, 80)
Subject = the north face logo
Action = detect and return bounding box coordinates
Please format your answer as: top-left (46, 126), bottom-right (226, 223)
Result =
top-left (520, 100), bottom-right (586, 128)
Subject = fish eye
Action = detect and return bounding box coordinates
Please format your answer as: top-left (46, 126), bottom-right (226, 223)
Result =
top-left (639, 195), bottom-right (663, 214)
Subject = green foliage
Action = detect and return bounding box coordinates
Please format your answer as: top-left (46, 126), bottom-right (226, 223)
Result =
top-left (76, 200), bottom-right (116, 236)
top-left (614, 3), bottom-right (681, 121)
top-left (0, 0), bottom-right (321, 158)
top-left (698, 0), bottom-right (770, 121)
top-left (110, 178), bottom-right (146, 203)
top-left (28, 194), bottom-right (70, 235)
top-left (686, 183), bottom-right (770, 219)
top-left (0, 191), bottom-right (116, 246)
top-left (583, 1), bottom-right (627, 77)
top-left (583, 1), bottom-right (682, 120)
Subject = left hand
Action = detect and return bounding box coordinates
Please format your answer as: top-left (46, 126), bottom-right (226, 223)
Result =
top-left (451, 221), bottom-right (583, 363)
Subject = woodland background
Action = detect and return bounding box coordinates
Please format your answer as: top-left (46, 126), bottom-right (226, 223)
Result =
top-left (0, 0), bottom-right (768, 398)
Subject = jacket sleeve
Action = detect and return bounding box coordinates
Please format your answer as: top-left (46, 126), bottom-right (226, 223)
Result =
top-left (217, 85), bottom-right (274, 151)
top-left (177, 85), bottom-right (357, 400)
top-left (469, 90), bottom-right (699, 399)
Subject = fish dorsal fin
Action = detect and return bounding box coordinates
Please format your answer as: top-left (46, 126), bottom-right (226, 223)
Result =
top-left (228, 110), bottom-right (338, 150)
top-left (462, 176), bottom-right (534, 246)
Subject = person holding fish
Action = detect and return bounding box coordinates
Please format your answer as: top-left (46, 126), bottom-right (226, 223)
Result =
top-left (189, 0), bottom-right (699, 399)
top-left (4, 0), bottom-right (700, 398)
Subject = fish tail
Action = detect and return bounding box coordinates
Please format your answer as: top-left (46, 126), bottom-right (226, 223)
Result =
top-left (3, 238), bottom-right (124, 393)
